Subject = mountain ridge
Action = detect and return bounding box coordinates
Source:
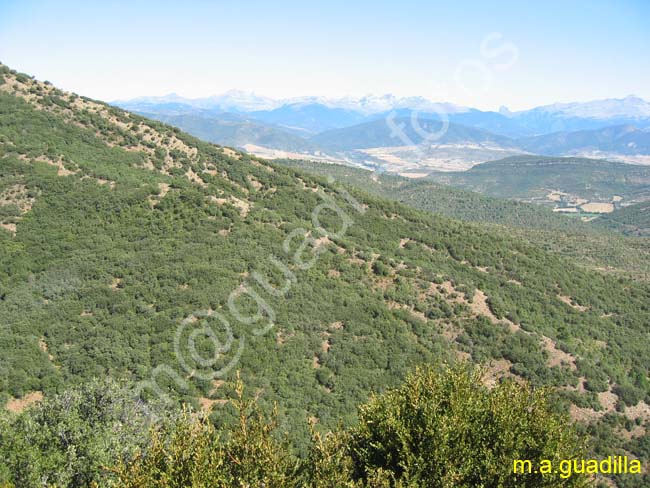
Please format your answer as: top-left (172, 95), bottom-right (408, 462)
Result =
top-left (114, 94), bottom-right (650, 168)
top-left (2, 65), bottom-right (649, 478)
top-left (115, 92), bottom-right (650, 137)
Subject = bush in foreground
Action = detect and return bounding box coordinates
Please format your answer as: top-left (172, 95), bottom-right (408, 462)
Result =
top-left (1, 366), bottom-right (592, 487)
top-left (110, 366), bottom-right (590, 487)
top-left (0, 379), bottom-right (173, 488)
top-left (339, 366), bottom-right (590, 487)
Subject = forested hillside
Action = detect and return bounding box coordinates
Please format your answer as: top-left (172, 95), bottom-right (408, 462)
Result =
top-left (136, 110), bottom-right (320, 152)
top-left (595, 201), bottom-right (650, 237)
top-left (1, 64), bottom-right (649, 486)
top-left (309, 117), bottom-right (517, 151)
top-left (277, 159), bottom-right (596, 231)
top-left (277, 159), bottom-right (650, 280)
top-left (426, 155), bottom-right (650, 204)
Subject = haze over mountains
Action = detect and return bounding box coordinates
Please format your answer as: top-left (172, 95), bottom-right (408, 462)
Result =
top-left (116, 93), bottom-right (650, 172)
top-left (3, 64), bottom-right (650, 475)
top-left (2, 54), bottom-right (650, 486)
top-left (2, 0), bottom-right (650, 483)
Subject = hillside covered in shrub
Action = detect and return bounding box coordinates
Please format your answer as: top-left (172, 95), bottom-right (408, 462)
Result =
top-left (0, 64), bottom-right (648, 486)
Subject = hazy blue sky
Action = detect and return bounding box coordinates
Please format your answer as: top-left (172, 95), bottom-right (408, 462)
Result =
top-left (0, 0), bottom-right (648, 110)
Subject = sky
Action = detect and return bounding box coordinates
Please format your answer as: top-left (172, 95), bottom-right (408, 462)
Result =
top-left (0, 0), bottom-right (649, 111)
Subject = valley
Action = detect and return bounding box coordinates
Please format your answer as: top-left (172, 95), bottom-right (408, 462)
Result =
top-left (2, 1), bottom-right (650, 485)
top-left (424, 156), bottom-right (650, 216)
top-left (277, 158), bottom-right (650, 281)
top-left (116, 93), bottom-right (650, 175)
top-left (1, 65), bottom-right (649, 488)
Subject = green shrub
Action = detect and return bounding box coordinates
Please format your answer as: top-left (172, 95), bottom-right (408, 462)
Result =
top-left (341, 365), bottom-right (591, 487)
top-left (0, 379), bottom-right (173, 488)
top-left (110, 366), bottom-right (593, 487)
top-left (110, 376), bottom-right (298, 488)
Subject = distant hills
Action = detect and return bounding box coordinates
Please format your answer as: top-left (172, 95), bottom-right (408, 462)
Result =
top-left (116, 92), bottom-right (650, 137)
top-left (137, 111), bottom-right (319, 152)
top-left (595, 201), bottom-right (650, 236)
top-left (519, 124), bottom-right (650, 157)
top-left (425, 155), bottom-right (650, 211)
top-left (507, 95), bottom-right (650, 134)
top-left (3, 64), bottom-right (650, 486)
top-left (115, 94), bottom-right (650, 171)
top-left (248, 103), bottom-right (366, 134)
top-left (310, 117), bottom-right (516, 151)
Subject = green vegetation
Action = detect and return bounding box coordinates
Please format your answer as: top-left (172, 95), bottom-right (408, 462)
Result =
top-left (139, 111), bottom-right (320, 153)
top-left (0, 379), bottom-right (174, 487)
top-left (343, 366), bottom-right (590, 487)
top-left (275, 159), bottom-right (596, 232)
top-left (426, 155), bottom-right (650, 203)
top-left (277, 159), bottom-right (650, 280)
top-left (0, 64), bottom-right (648, 486)
top-left (0, 366), bottom-right (593, 487)
top-left (594, 201), bottom-right (650, 236)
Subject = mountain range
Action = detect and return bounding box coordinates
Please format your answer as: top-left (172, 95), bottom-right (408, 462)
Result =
top-left (115, 94), bottom-right (650, 172)
top-left (2, 63), bottom-right (650, 487)
top-left (116, 93), bottom-right (650, 135)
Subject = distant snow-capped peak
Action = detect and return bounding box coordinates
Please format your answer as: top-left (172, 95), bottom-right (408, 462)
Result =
top-left (115, 92), bottom-right (470, 115)
top-left (199, 90), bottom-right (280, 112)
top-left (523, 95), bottom-right (650, 119)
top-left (311, 94), bottom-right (469, 115)
top-left (116, 91), bottom-right (650, 121)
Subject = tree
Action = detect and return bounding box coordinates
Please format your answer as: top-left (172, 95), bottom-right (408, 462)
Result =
top-left (0, 379), bottom-right (173, 488)
top-left (339, 365), bottom-right (591, 487)
top-left (110, 375), bottom-right (298, 488)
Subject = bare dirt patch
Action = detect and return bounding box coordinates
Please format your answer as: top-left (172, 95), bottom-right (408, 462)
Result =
top-left (314, 235), bottom-right (332, 248)
top-left (564, 376), bottom-right (587, 394)
top-left (461, 288), bottom-right (520, 332)
top-left (199, 397), bottom-right (229, 412)
top-left (540, 336), bottom-right (577, 370)
top-left (209, 195), bottom-right (252, 218)
top-left (186, 168), bottom-right (206, 187)
top-left (247, 175), bottom-right (263, 190)
top-left (571, 386), bottom-right (619, 423)
top-left (0, 184), bottom-right (35, 213)
top-left (482, 359), bottom-right (516, 387)
top-left (329, 321), bottom-right (344, 331)
top-left (312, 355), bottom-right (321, 368)
top-left (0, 222), bottom-right (17, 235)
top-left (599, 388), bottom-right (619, 413)
top-left (0, 184), bottom-right (38, 235)
top-left (6, 391), bottom-right (44, 413)
top-left (276, 329), bottom-right (295, 345)
top-left (38, 155), bottom-right (78, 176)
top-left (347, 255), bottom-right (365, 266)
top-left (38, 337), bottom-right (55, 362)
top-left (148, 182), bottom-right (170, 206)
top-left (221, 147), bottom-right (241, 159)
top-left (440, 320), bottom-right (463, 341)
top-left (558, 295), bottom-right (589, 312)
top-left (387, 300), bottom-right (428, 322)
top-left (625, 401), bottom-right (650, 422)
